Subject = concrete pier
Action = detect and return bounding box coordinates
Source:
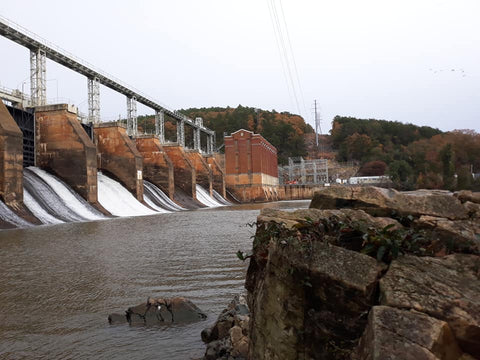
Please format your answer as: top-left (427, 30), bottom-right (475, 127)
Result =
top-left (204, 155), bottom-right (226, 198)
top-left (135, 136), bottom-right (174, 199)
top-left (35, 104), bottom-right (98, 204)
top-left (95, 123), bottom-right (143, 202)
top-left (185, 150), bottom-right (212, 195)
top-left (0, 101), bottom-right (23, 206)
top-left (163, 144), bottom-right (196, 199)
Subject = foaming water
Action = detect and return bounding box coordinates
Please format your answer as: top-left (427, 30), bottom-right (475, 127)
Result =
top-left (28, 167), bottom-right (105, 221)
top-left (212, 189), bottom-right (231, 205)
top-left (0, 200), bottom-right (32, 228)
top-left (196, 185), bottom-right (224, 207)
top-left (143, 180), bottom-right (184, 212)
top-left (23, 167), bottom-right (105, 224)
top-left (97, 172), bottom-right (158, 217)
top-left (0, 200), bottom-right (309, 359)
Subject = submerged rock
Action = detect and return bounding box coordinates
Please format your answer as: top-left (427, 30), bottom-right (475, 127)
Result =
top-left (108, 296), bottom-right (206, 326)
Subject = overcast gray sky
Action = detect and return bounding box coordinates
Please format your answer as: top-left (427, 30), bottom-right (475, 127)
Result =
top-left (1, 0), bottom-right (479, 133)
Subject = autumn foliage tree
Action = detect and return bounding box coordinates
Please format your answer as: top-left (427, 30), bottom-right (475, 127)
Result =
top-left (330, 116), bottom-right (480, 190)
top-left (357, 161), bottom-right (387, 176)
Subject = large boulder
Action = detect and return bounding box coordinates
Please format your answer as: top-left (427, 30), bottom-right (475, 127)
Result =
top-left (356, 306), bottom-right (462, 360)
top-left (258, 207), bottom-right (402, 231)
top-left (415, 216), bottom-right (480, 252)
top-left (454, 190), bottom-right (480, 204)
top-left (246, 208), bottom-right (386, 360)
top-left (380, 254), bottom-right (480, 357)
top-left (108, 297), bottom-right (206, 326)
top-left (310, 186), bottom-right (469, 220)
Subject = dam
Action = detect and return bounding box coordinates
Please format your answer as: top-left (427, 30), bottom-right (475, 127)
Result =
top-left (0, 13), bottom-right (327, 360)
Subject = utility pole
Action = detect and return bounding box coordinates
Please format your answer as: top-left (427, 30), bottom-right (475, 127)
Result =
top-left (314, 100), bottom-right (320, 148)
top-left (313, 99), bottom-right (323, 154)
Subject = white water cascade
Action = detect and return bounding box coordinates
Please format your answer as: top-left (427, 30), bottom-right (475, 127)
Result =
top-left (97, 172), bottom-right (158, 217)
top-left (143, 180), bottom-right (184, 212)
top-left (196, 185), bottom-right (225, 208)
top-left (212, 189), bottom-right (231, 205)
top-left (0, 200), bottom-right (33, 228)
top-left (23, 167), bottom-right (105, 225)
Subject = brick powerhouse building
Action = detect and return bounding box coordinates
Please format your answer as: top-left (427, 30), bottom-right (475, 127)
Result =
top-left (224, 129), bottom-right (278, 202)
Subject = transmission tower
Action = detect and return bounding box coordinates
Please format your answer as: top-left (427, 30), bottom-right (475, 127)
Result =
top-left (313, 99), bottom-right (324, 156)
top-left (314, 100), bottom-right (322, 146)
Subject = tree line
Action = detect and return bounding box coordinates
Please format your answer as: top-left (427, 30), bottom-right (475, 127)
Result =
top-left (331, 116), bottom-right (480, 190)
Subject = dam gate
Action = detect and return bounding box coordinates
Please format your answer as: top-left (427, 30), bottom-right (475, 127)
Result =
top-left (6, 105), bottom-right (35, 167)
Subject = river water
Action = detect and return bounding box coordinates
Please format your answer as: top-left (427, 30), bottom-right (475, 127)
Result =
top-left (0, 200), bottom-right (309, 360)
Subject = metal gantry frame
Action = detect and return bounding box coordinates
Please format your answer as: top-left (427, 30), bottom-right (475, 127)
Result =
top-left (126, 96), bottom-right (137, 137)
top-left (1, 16), bottom-right (218, 153)
top-left (280, 157), bottom-right (329, 185)
top-left (194, 117), bottom-right (203, 150)
top-left (30, 48), bottom-right (46, 106)
top-left (155, 109), bottom-right (165, 143)
top-left (87, 76), bottom-right (100, 124)
top-left (208, 135), bottom-right (214, 154)
top-left (177, 119), bottom-right (185, 147)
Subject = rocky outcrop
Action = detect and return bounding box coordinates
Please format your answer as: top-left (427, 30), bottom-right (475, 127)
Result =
top-left (310, 186), bottom-right (480, 255)
top-left (356, 306), bottom-right (462, 360)
top-left (108, 297), bottom-right (206, 326)
top-left (309, 186), bottom-right (470, 220)
top-left (246, 209), bottom-right (388, 359)
top-left (454, 190), bottom-right (480, 205)
top-left (380, 254), bottom-right (480, 356)
top-left (201, 294), bottom-right (250, 360)
top-left (246, 186), bottom-right (480, 360)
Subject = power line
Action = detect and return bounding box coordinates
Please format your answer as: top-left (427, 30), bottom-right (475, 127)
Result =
top-left (278, 0), bottom-right (309, 121)
top-left (266, 0), bottom-right (295, 111)
top-left (270, 0), bottom-right (301, 115)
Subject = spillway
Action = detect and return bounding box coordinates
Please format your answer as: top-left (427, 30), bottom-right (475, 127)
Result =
top-left (0, 200), bottom-right (32, 228)
top-left (212, 190), bottom-right (231, 205)
top-left (97, 172), bottom-right (158, 217)
top-left (143, 180), bottom-right (184, 212)
top-left (196, 185), bottom-right (224, 207)
top-left (23, 167), bottom-right (106, 225)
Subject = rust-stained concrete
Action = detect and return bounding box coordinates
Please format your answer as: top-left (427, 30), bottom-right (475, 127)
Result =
top-left (35, 104), bottom-right (98, 204)
top-left (0, 101), bottom-right (23, 206)
top-left (163, 144), bottom-right (196, 199)
top-left (135, 136), bottom-right (174, 199)
top-left (95, 123), bottom-right (143, 202)
top-left (185, 150), bottom-right (212, 195)
top-left (205, 154), bottom-right (226, 198)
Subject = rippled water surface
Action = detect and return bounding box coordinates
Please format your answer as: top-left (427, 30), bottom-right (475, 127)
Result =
top-left (0, 201), bottom-right (309, 359)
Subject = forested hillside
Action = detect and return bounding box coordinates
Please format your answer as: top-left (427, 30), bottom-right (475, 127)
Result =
top-left (331, 116), bottom-right (480, 190)
top-left (181, 105), bottom-right (313, 164)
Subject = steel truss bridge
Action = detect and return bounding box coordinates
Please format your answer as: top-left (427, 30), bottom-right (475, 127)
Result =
top-left (0, 15), bottom-right (215, 153)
